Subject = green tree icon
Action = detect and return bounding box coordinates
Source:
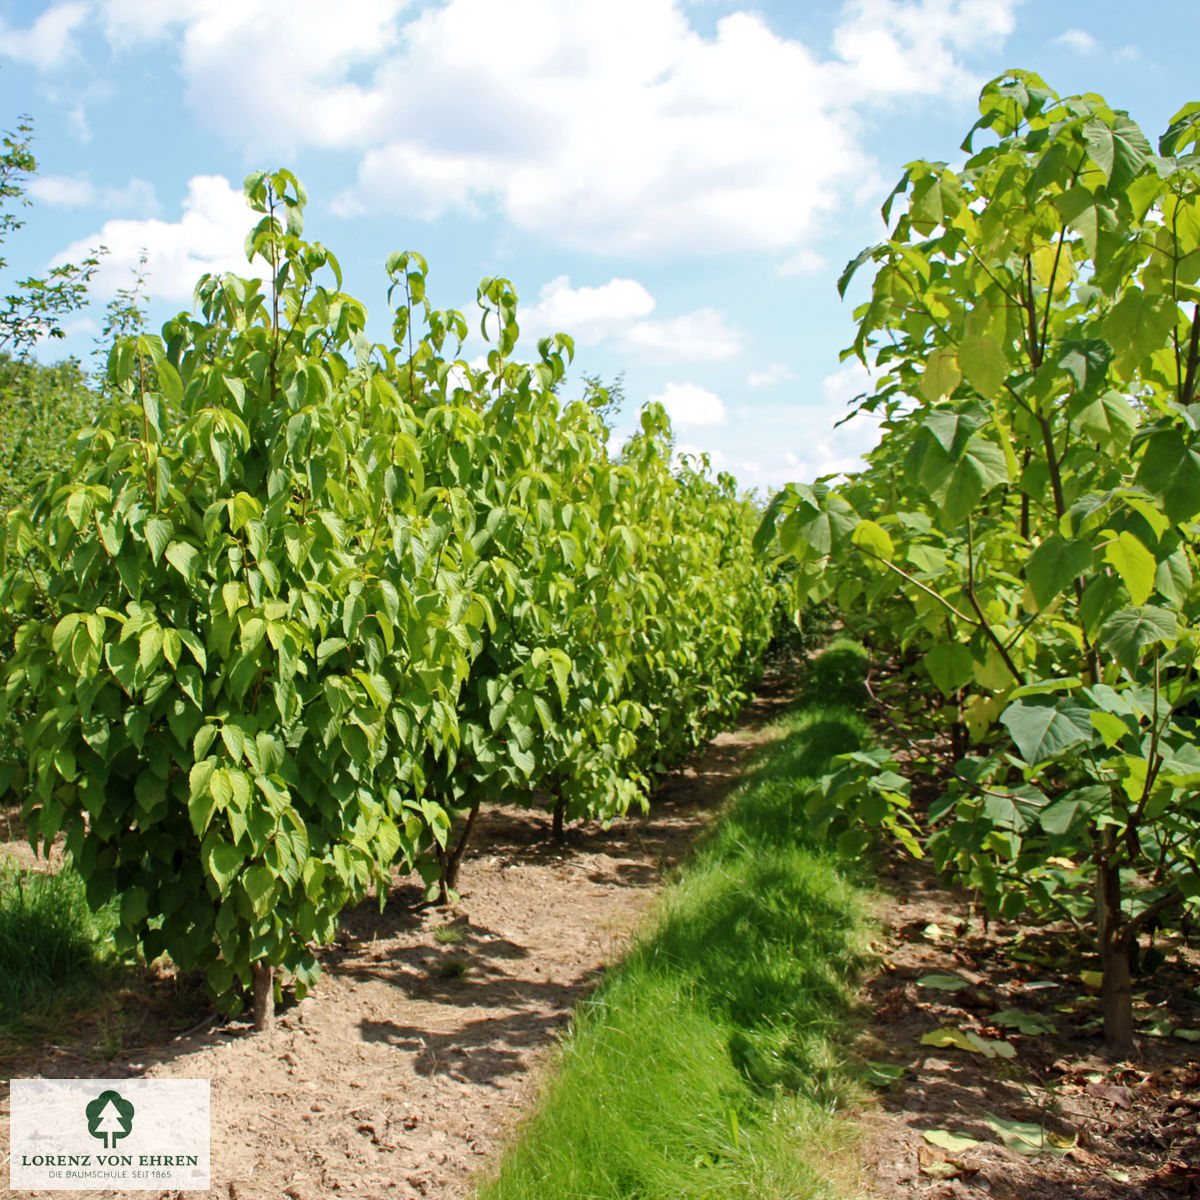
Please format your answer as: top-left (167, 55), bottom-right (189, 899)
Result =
top-left (85, 1090), bottom-right (135, 1149)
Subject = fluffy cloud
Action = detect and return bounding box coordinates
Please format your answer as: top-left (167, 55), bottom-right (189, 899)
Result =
top-left (1053, 28), bottom-right (1098, 55)
top-left (53, 175), bottom-right (264, 301)
top-left (521, 276), bottom-right (741, 362)
top-left (780, 361), bottom-right (884, 482)
top-left (521, 275), bottom-right (656, 345)
top-left (650, 381), bottom-right (727, 427)
top-left (74, 0), bottom-right (1018, 258)
top-left (28, 175), bottom-right (160, 216)
top-left (624, 309), bottom-right (742, 362)
top-left (831, 0), bottom-right (1017, 100)
top-left (747, 362), bottom-right (796, 388)
top-left (0, 2), bottom-right (90, 69)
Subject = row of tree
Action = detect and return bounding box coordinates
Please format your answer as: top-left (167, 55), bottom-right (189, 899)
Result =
top-left (0, 170), bottom-right (779, 1027)
top-left (760, 73), bottom-right (1200, 1057)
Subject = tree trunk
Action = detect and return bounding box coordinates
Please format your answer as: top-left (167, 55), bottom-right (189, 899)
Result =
top-left (1096, 845), bottom-right (1134, 1058)
top-left (437, 801), bottom-right (481, 905)
top-left (1101, 937), bottom-right (1135, 1059)
top-left (552, 793), bottom-right (566, 843)
top-left (252, 962), bottom-right (275, 1033)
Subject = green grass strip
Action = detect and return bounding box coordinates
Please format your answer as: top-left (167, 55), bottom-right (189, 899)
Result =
top-left (478, 691), bottom-right (875, 1200)
top-left (0, 856), bottom-right (118, 1031)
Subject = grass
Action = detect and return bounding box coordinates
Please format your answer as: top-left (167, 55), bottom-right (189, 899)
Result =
top-left (478, 687), bottom-right (877, 1200)
top-left (0, 855), bottom-right (120, 1033)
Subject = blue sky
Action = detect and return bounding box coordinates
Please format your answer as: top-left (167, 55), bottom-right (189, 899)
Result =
top-left (2, 0), bottom-right (1198, 494)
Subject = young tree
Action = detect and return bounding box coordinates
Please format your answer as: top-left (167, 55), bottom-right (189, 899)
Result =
top-left (763, 73), bottom-right (1200, 1057)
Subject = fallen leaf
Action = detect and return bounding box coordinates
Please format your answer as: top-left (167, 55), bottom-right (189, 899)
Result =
top-left (924, 922), bottom-right (946, 940)
top-left (984, 1112), bottom-right (1068, 1156)
top-left (1148, 1162), bottom-right (1200, 1193)
top-left (1079, 969), bottom-right (1104, 989)
top-left (864, 1061), bottom-right (907, 1087)
top-left (1085, 1083), bottom-right (1132, 1109)
top-left (922, 1129), bottom-right (981, 1154)
top-left (1172, 1027), bottom-right (1200, 1043)
top-left (920, 1027), bottom-right (1015, 1059)
top-left (918, 1152), bottom-right (961, 1180)
top-left (992, 1009), bottom-right (1057, 1036)
top-left (917, 973), bottom-right (971, 992)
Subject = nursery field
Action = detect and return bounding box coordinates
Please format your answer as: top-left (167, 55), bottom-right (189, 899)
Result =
top-left (0, 674), bottom-right (791, 1200)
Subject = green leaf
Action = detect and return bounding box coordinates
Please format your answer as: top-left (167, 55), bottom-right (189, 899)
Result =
top-left (922, 1129), bottom-right (981, 1153)
top-left (241, 865), bottom-right (275, 917)
top-left (1098, 605), bottom-right (1178, 673)
top-left (919, 348), bottom-right (962, 403)
top-left (205, 840), bottom-right (243, 897)
top-left (1083, 113), bottom-right (1151, 189)
top-left (924, 642), bottom-right (974, 697)
top-left (1134, 429), bottom-right (1200, 524)
top-left (165, 541), bottom-right (201, 584)
top-left (1071, 391), bottom-right (1135, 453)
top-left (851, 519), bottom-right (894, 561)
top-left (958, 333), bottom-right (1008, 398)
top-left (1025, 536), bottom-right (1093, 610)
top-left (1101, 291), bottom-right (1177, 378)
top-left (1103, 532), bottom-right (1156, 606)
top-left (991, 1009), bottom-right (1056, 1035)
top-left (918, 973), bottom-right (971, 992)
top-left (1001, 698), bottom-right (1094, 764)
top-left (984, 1111), bottom-right (1069, 1155)
top-left (144, 515), bottom-right (172, 564)
top-left (919, 434), bottom-right (1008, 525)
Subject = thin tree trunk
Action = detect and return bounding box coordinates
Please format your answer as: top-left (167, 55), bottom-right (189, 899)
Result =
top-left (252, 962), bottom-right (275, 1033)
top-left (552, 792), bottom-right (566, 843)
top-left (437, 801), bottom-right (481, 904)
top-left (1095, 844), bottom-right (1134, 1058)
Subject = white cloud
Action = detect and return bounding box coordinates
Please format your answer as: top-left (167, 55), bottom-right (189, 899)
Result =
top-left (53, 175), bottom-right (264, 301)
top-left (0, 2), bottom-right (90, 69)
top-left (747, 362), bottom-right (796, 388)
top-left (92, 0), bottom-right (1018, 259)
top-left (521, 276), bottom-right (739, 362)
top-left (779, 361), bottom-right (884, 482)
top-left (831, 0), bottom-right (1017, 101)
top-left (28, 175), bottom-right (160, 217)
top-left (521, 275), bottom-right (655, 345)
top-left (777, 248), bottom-right (826, 277)
top-left (651, 381), bottom-right (726, 427)
top-left (1053, 28), bottom-right (1098, 55)
top-left (625, 308), bottom-right (742, 362)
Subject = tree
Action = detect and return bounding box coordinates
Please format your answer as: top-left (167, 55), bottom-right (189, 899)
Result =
top-left (0, 115), bottom-right (102, 357)
top-left (762, 72), bottom-right (1200, 1057)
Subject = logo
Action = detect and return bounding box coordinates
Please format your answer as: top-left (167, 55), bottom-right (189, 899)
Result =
top-left (85, 1089), bottom-right (135, 1149)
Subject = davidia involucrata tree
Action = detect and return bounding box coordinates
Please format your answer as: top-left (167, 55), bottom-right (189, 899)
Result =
top-left (760, 72), bottom-right (1200, 1057)
top-left (2, 170), bottom-right (777, 1028)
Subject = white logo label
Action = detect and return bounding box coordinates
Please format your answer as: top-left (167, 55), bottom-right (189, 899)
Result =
top-left (10, 1078), bottom-right (210, 1191)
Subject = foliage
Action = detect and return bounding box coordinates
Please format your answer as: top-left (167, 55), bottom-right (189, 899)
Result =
top-left (0, 354), bottom-right (100, 513)
top-left (1, 170), bottom-right (779, 1020)
top-left (579, 370), bottom-right (624, 428)
top-left (0, 116), bottom-right (102, 357)
top-left (760, 72), bottom-right (1200, 1055)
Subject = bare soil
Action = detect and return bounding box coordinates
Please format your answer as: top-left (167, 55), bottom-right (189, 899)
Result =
top-left (0, 676), bottom-right (791, 1200)
top-left (855, 824), bottom-right (1200, 1200)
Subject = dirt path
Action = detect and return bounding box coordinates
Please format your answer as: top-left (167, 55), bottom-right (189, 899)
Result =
top-left (1, 677), bottom-right (792, 1200)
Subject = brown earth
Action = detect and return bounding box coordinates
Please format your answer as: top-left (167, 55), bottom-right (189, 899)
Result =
top-left (0, 676), bottom-right (790, 1200)
top-left (854, 810), bottom-right (1200, 1200)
